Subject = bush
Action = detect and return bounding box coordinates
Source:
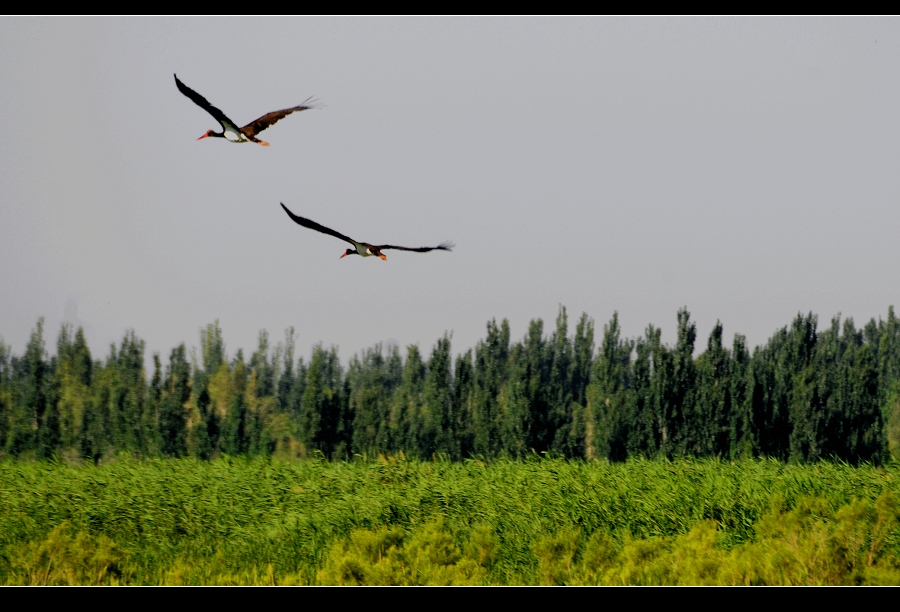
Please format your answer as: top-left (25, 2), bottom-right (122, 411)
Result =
top-left (317, 519), bottom-right (495, 585)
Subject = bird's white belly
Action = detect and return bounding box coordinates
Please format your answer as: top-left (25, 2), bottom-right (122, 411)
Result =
top-left (224, 127), bottom-right (244, 142)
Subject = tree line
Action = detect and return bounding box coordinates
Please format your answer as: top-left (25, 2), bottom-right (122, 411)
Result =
top-left (1, 306), bottom-right (899, 464)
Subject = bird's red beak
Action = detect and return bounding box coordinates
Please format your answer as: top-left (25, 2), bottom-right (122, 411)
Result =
top-left (379, 254), bottom-right (387, 261)
top-left (339, 252), bottom-right (348, 259)
top-left (197, 132), bottom-right (209, 141)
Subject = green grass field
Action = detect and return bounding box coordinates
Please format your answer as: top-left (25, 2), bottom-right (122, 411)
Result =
top-left (2, 456), bottom-right (899, 584)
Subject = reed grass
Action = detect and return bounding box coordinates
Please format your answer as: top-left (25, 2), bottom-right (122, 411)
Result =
top-left (1, 456), bottom-right (897, 584)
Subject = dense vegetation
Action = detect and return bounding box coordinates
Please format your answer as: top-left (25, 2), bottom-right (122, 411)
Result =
top-left (1, 306), bottom-right (899, 464)
top-left (2, 457), bottom-right (899, 585)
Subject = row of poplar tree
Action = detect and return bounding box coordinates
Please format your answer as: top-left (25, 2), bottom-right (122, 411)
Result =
top-left (1, 306), bottom-right (899, 464)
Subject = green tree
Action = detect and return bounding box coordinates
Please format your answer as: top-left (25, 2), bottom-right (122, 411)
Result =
top-left (82, 347), bottom-right (116, 462)
top-left (270, 327), bottom-right (307, 456)
top-left (452, 350), bottom-right (475, 459)
top-left (747, 328), bottom-right (787, 460)
top-left (189, 364), bottom-right (215, 460)
top-left (424, 334), bottom-right (454, 458)
top-left (500, 318), bottom-right (549, 457)
top-left (146, 354), bottom-right (163, 456)
top-left (499, 341), bottom-right (534, 458)
top-left (626, 330), bottom-right (657, 458)
top-left (587, 312), bottom-right (633, 461)
top-left (876, 307), bottom-right (900, 459)
top-left (390, 345), bottom-right (426, 456)
top-left (571, 313), bottom-right (595, 409)
top-left (159, 344), bottom-right (190, 457)
top-left (822, 318), bottom-right (883, 463)
top-left (879, 307), bottom-right (900, 404)
top-left (249, 330), bottom-right (276, 400)
top-left (648, 325), bottom-right (675, 458)
top-left (112, 331), bottom-right (147, 455)
top-left (200, 321), bottom-right (226, 376)
top-left (348, 344), bottom-right (396, 457)
top-left (693, 321), bottom-right (730, 457)
top-left (473, 319), bottom-right (510, 457)
top-left (36, 353), bottom-right (60, 459)
top-left (54, 325), bottom-right (93, 455)
top-left (222, 350), bottom-right (250, 456)
top-left (280, 337), bottom-right (308, 429)
top-left (670, 308), bottom-right (697, 457)
top-left (300, 344), bottom-right (344, 458)
top-left (9, 318), bottom-right (50, 456)
top-left (567, 313), bottom-right (595, 459)
top-left (729, 334), bottom-right (754, 458)
top-left (547, 306), bottom-right (575, 455)
top-left (0, 337), bottom-right (11, 456)
top-left (785, 313), bottom-right (820, 462)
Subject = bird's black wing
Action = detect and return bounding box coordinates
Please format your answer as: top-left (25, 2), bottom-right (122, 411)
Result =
top-left (377, 241), bottom-right (454, 253)
top-left (242, 97), bottom-right (320, 137)
top-left (174, 74), bottom-right (238, 130)
top-left (280, 203), bottom-right (357, 246)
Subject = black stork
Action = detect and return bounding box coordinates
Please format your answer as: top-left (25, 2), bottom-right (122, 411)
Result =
top-left (280, 203), bottom-right (453, 261)
top-left (174, 74), bottom-right (319, 146)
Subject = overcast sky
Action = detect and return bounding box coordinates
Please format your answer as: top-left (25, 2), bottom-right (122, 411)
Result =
top-left (2, 17), bottom-right (899, 367)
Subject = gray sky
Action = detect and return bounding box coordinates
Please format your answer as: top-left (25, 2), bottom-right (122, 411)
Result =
top-left (2, 17), bottom-right (899, 367)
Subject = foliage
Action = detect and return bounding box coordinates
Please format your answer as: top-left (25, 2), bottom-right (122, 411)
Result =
top-left (4, 523), bottom-right (125, 585)
top-left (317, 519), bottom-right (493, 585)
top-left (0, 306), bottom-right (898, 464)
top-left (537, 491), bottom-right (900, 585)
top-left (2, 457), bottom-right (900, 585)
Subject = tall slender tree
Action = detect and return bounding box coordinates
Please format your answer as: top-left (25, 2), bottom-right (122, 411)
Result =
top-left (565, 312), bottom-right (595, 459)
top-left (453, 349), bottom-right (475, 459)
top-left (473, 318), bottom-right (510, 458)
top-left (729, 333), bottom-right (753, 458)
top-left (348, 344), bottom-right (393, 457)
top-left (10, 318), bottom-right (49, 455)
top-left (390, 345), bottom-right (426, 455)
top-left (499, 340), bottom-right (533, 458)
top-left (785, 313), bottom-right (820, 462)
top-left (201, 321), bottom-right (226, 376)
top-left (548, 307), bottom-right (575, 454)
top-left (627, 330), bottom-right (656, 458)
top-left (159, 344), bottom-right (190, 457)
top-left (54, 324), bottom-right (93, 455)
top-left (0, 337), bottom-right (11, 456)
top-left (424, 334), bottom-right (454, 458)
top-left (114, 330), bottom-right (147, 455)
top-left (300, 344), bottom-right (344, 458)
top-left (587, 312), bottom-right (633, 461)
top-left (693, 321), bottom-right (730, 457)
top-left (670, 308), bottom-right (697, 456)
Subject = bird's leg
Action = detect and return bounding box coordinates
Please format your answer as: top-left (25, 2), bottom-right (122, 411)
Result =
top-left (256, 139), bottom-right (270, 147)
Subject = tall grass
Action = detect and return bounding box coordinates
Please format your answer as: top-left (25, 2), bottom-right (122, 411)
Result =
top-left (1, 456), bottom-right (898, 584)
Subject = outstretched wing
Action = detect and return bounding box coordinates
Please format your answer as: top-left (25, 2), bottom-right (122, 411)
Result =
top-left (242, 97), bottom-right (320, 137)
top-left (280, 203), bottom-right (357, 247)
top-left (377, 241), bottom-right (454, 253)
top-left (174, 74), bottom-right (237, 129)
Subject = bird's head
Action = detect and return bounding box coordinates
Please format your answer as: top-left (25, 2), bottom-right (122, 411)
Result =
top-left (339, 248), bottom-right (357, 259)
top-left (197, 129), bottom-right (216, 141)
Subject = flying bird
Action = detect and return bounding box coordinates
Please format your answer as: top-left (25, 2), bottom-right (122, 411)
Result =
top-left (174, 74), bottom-right (319, 146)
top-left (280, 203), bottom-right (454, 261)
